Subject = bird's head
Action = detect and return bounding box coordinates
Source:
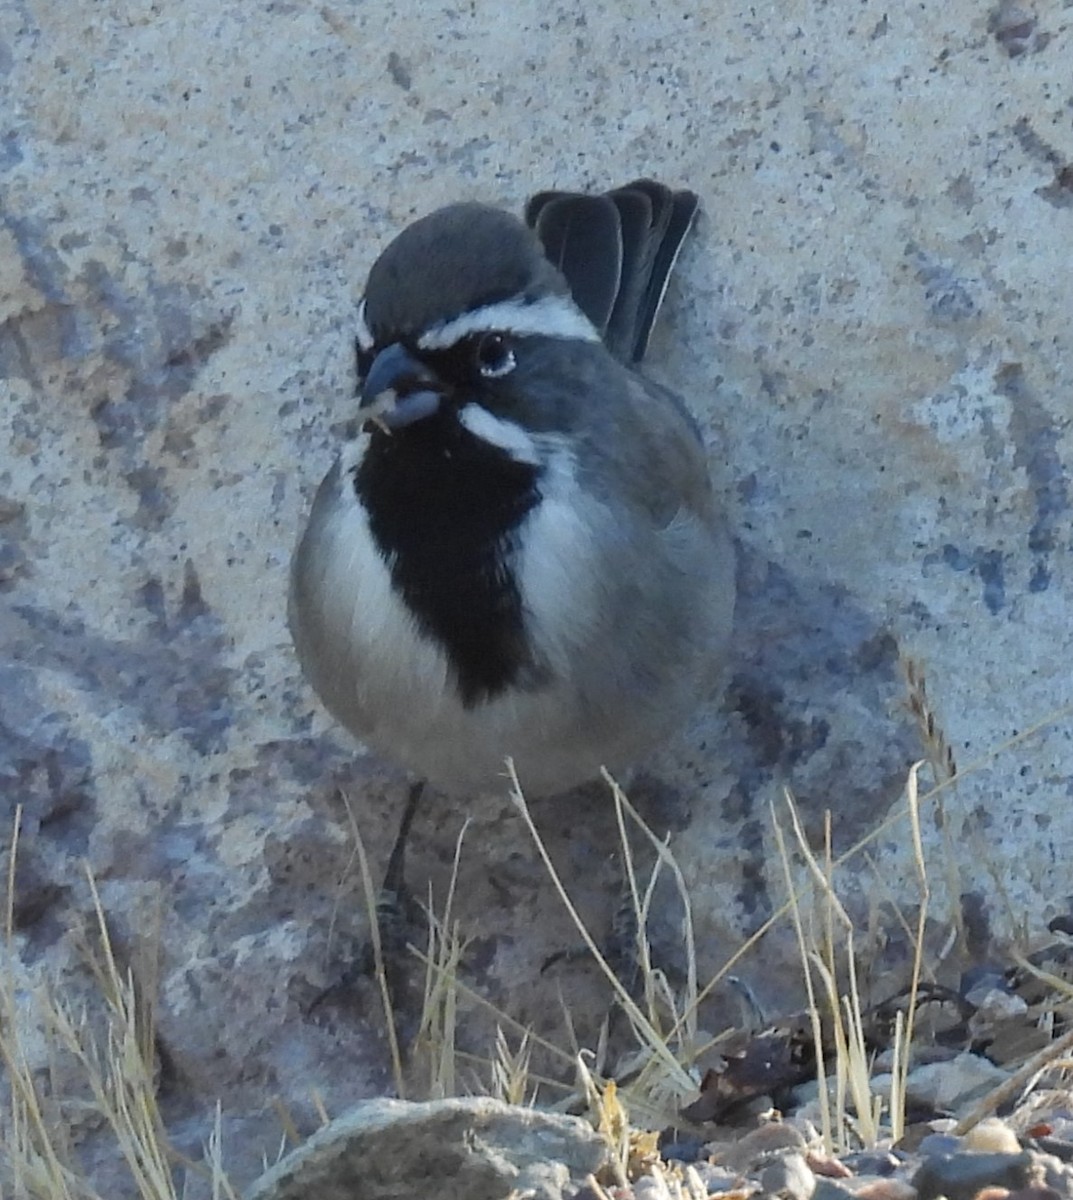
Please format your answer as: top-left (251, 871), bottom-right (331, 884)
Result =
top-left (354, 203), bottom-right (605, 456)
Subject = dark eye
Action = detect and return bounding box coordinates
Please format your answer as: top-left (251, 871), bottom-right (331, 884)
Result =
top-left (474, 333), bottom-right (516, 379)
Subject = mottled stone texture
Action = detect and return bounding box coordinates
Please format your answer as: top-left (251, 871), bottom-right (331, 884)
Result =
top-left (1, 0), bottom-right (1070, 1193)
top-left (244, 1097), bottom-right (605, 1200)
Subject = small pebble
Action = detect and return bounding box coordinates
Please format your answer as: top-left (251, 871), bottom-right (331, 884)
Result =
top-left (904, 1052), bottom-right (1010, 1111)
top-left (989, 1188), bottom-right (1064, 1200)
top-left (760, 1151), bottom-right (816, 1200)
top-left (1037, 1160), bottom-right (1073, 1194)
top-left (659, 1133), bottom-right (706, 1163)
top-left (853, 1180), bottom-right (918, 1200)
top-left (965, 1118), bottom-right (1021, 1154)
top-left (788, 1116), bottom-right (824, 1148)
top-left (691, 1164), bottom-right (740, 1193)
top-left (839, 1150), bottom-right (904, 1177)
top-left (967, 987), bottom-right (1027, 1022)
top-left (914, 1133), bottom-right (964, 1157)
top-left (631, 1175), bottom-right (672, 1199)
top-left (1030, 1136), bottom-right (1073, 1164)
top-left (896, 1121), bottom-right (957, 1154)
top-left (715, 1121), bottom-right (807, 1173)
top-left (960, 965), bottom-right (1009, 1001)
top-left (913, 1149), bottom-right (1035, 1200)
top-left (805, 1150), bottom-right (852, 1179)
top-left (810, 1179), bottom-right (856, 1200)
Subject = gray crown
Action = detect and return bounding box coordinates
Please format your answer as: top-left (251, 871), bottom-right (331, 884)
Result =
top-left (363, 203), bottom-right (568, 341)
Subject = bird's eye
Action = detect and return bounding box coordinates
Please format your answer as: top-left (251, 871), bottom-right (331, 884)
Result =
top-left (474, 333), bottom-right (516, 379)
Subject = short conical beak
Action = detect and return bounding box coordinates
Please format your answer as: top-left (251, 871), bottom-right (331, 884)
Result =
top-left (360, 343), bottom-right (442, 430)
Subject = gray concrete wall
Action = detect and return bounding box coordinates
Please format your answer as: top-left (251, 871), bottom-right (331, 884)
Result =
top-left (1, 0), bottom-right (1070, 1188)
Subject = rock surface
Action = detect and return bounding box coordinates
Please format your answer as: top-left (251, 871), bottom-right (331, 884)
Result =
top-left (243, 1097), bottom-right (605, 1200)
top-left (1, 0), bottom-right (1072, 1192)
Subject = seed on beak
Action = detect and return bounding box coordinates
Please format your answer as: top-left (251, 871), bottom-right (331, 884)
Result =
top-left (360, 391), bottom-right (399, 436)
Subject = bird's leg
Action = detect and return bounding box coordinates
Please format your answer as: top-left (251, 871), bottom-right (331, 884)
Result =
top-left (541, 857), bottom-right (647, 1003)
top-left (373, 779), bottom-right (426, 971)
top-left (308, 780), bottom-right (426, 1019)
top-left (604, 876), bottom-right (644, 997)
top-left (370, 779), bottom-right (432, 1052)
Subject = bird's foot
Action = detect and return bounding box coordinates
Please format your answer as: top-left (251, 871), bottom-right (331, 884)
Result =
top-left (541, 881), bottom-right (646, 1002)
top-left (307, 781), bottom-right (427, 1040)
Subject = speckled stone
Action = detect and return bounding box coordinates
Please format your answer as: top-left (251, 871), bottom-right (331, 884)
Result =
top-left (966, 1119), bottom-right (1023, 1155)
top-left (913, 1150), bottom-right (1036, 1200)
top-left (243, 1097), bottom-right (604, 1200)
top-left (2, 0), bottom-right (1072, 1192)
top-left (760, 1151), bottom-right (817, 1200)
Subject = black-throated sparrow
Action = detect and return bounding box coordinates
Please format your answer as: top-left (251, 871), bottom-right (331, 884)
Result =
top-left (290, 180), bottom-right (734, 802)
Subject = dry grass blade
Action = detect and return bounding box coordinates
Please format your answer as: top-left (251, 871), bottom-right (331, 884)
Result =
top-left (268, 1096), bottom-right (303, 1148)
top-left (310, 1089), bottom-right (331, 1128)
top-left (453, 1044), bottom-right (571, 1101)
top-left (414, 818), bottom-right (472, 1099)
top-left (595, 773), bottom-right (712, 1129)
top-left (0, 998), bottom-right (84, 1200)
top-left (575, 1054), bottom-right (629, 1190)
top-left (887, 1008), bottom-right (907, 1146)
top-left (4, 803), bottom-right (20, 943)
top-left (681, 700), bottom-right (1073, 1056)
top-left (341, 790), bottom-right (406, 1099)
top-left (407, 940), bottom-right (578, 1072)
top-left (205, 1103), bottom-right (241, 1200)
top-left (890, 762), bottom-right (929, 1143)
top-left (580, 1174), bottom-right (614, 1200)
top-left (772, 780), bottom-right (933, 1151)
top-left (771, 796), bottom-right (833, 1152)
top-left (507, 760), bottom-right (695, 1096)
top-left (1, 817), bottom-right (243, 1200)
top-left (4, 905), bottom-right (177, 1200)
top-left (603, 771), bottom-right (700, 1049)
top-left (901, 658), bottom-right (964, 953)
top-left (779, 795), bottom-right (876, 1149)
top-left (50, 872), bottom-right (178, 1200)
top-left (608, 774), bottom-right (658, 1026)
top-left (1, 808), bottom-right (84, 1199)
top-left (675, 699), bottom-right (1073, 1042)
top-left (1007, 949), bottom-right (1073, 1003)
top-left (902, 656), bottom-right (957, 786)
top-left (491, 1025), bottom-right (535, 1106)
top-left (953, 1024), bottom-right (1073, 1135)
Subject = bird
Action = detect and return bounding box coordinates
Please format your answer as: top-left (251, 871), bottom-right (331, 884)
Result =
top-left (288, 181), bottom-right (735, 962)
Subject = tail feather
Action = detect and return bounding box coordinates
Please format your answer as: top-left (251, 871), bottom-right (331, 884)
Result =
top-left (525, 179), bottom-right (699, 363)
top-left (525, 191), bottom-right (624, 340)
top-left (623, 183), bottom-right (700, 364)
top-left (602, 184), bottom-right (659, 361)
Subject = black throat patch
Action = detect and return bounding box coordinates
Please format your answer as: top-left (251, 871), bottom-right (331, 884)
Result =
top-left (354, 410), bottom-right (545, 708)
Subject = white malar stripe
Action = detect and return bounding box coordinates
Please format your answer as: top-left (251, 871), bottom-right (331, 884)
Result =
top-left (515, 445), bottom-right (602, 673)
top-left (457, 404), bottom-right (542, 464)
top-left (417, 294), bottom-right (601, 351)
top-left (355, 298), bottom-right (374, 351)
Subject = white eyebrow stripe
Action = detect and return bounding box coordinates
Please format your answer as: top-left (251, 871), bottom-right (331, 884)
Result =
top-left (355, 299), bottom-right (374, 351)
top-left (417, 294), bottom-right (601, 351)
